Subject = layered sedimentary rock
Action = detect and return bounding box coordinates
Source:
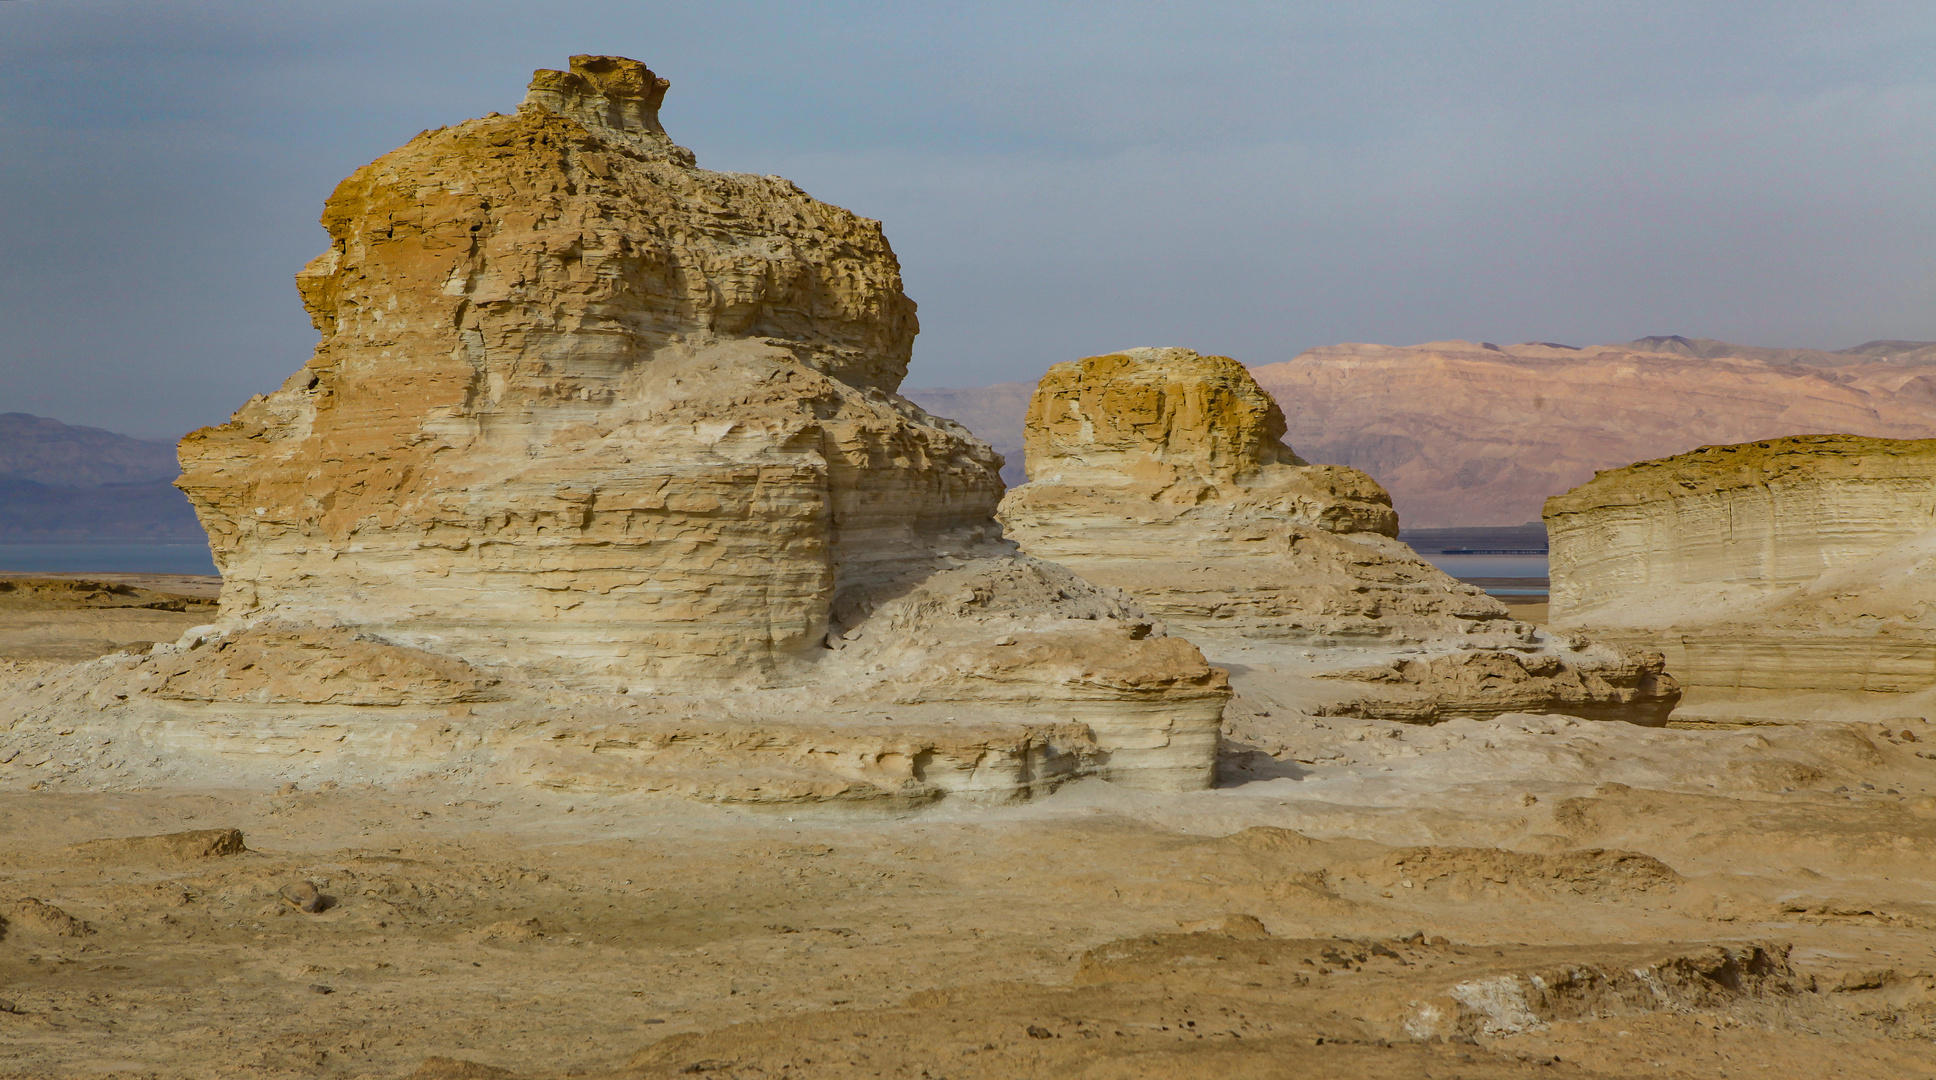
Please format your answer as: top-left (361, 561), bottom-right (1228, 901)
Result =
top-left (912, 337), bottom-right (1936, 528)
top-left (178, 54), bottom-right (954, 686)
top-left (4, 57), bottom-right (1226, 798)
top-left (998, 348), bottom-right (1678, 724)
top-left (1547, 434), bottom-right (1936, 701)
top-left (899, 382), bottom-right (1035, 488)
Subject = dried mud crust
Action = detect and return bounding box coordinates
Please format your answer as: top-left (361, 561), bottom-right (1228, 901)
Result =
top-left (1, 776), bottom-right (1934, 1080)
top-left (0, 579), bottom-right (217, 614)
top-left (625, 938), bottom-right (1799, 1079)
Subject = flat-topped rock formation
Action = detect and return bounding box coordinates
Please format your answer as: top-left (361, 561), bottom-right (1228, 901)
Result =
top-left (998, 348), bottom-right (1679, 725)
top-left (909, 337), bottom-right (1936, 528)
top-left (4, 57), bottom-right (1226, 799)
top-left (1547, 434), bottom-right (1936, 704)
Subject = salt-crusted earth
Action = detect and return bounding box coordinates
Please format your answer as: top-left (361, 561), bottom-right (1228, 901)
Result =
top-left (3, 572), bottom-right (1936, 1076)
top-left (4, 573), bottom-right (1935, 1078)
top-left (6, 580), bottom-right (1936, 1077)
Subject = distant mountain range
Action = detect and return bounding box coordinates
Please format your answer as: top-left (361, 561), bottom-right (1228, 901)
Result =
top-left (0, 412), bottom-right (180, 486)
top-left (904, 336), bottom-right (1936, 528)
top-left (1624, 335), bottom-right (1936, 367)
top-left (0, 413), bottom-right (201, 541)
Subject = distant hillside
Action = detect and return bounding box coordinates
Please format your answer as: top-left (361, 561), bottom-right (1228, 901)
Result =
top-left (907, 336), bottom-right (1936, 528)
top-left (0, 412), bottom-right (180, 486)
top-left (0, 479), bottom-right (203, 541)
top-left (1625, 335), bottom-right (1936, 367)
top-left (0, 414), bottom-right (201, 541)
top-left (1254, 339), bottom-right (1936, 525)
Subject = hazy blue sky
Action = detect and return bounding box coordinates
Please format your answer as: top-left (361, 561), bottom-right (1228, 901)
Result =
top-left (3, 1), bottom-right (1933, 439)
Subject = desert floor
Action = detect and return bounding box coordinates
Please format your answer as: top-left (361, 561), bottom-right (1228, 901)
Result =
top-left (3, 580), bottom-right (1935, 1079)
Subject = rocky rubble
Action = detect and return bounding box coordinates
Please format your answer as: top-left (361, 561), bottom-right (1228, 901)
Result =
top-left (998, 347), bottom-right (1679, 725)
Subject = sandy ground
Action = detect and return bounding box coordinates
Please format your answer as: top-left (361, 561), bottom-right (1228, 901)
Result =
top-left (0, 577), bottom-right (218, 663)
top-left (1497, 596), bottom-right (1548, 624)
top-left (4, 588), bottom-right (1936, 1078)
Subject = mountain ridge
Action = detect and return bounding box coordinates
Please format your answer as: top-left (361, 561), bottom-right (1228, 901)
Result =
top-left (0, 413), bottom-right (201, 541)
top-left (0, 411), bottom-right (181, 487)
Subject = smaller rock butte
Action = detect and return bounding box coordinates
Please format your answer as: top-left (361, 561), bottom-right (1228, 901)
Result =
top-left (1547, 433), bottom-right (1936, 702)
top-left (3, 57), bottom-right (1230, 801)
top-left (999, 348), bottom-right (1680, 724)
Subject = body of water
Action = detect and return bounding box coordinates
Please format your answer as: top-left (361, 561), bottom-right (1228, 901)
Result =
top-left (0, 543), bottom-right (1542, 593)
top-left (1415, 552), bottom-right (1549, 580)
top-left (0, 543), bottom-right (218, 575)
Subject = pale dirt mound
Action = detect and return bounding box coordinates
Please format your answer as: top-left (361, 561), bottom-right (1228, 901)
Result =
top-left (1181, 827), bottom-right (1677, 914)
top-left (0, 898), bottom-right (92, 939)
top-left (1201, 824), bottom-right (1331, 857)
top-left (1312, 649), bottom-right (1680, 725)
top-left (513, 715), bottom-right (1101, 806)
top-left (69, 827), bottom-right (248, 862)
top-left (1218, 711), bottom-right (1936, 805)
top-left (1345, 846), bottom-right (1681, 901)
top-left (146, 626), bottom-right (505, 706)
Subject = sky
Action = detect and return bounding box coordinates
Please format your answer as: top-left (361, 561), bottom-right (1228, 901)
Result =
top-left (2, 1), bottom-right (1934, 440)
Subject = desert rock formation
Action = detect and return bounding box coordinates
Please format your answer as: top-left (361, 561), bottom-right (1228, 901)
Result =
top-left (910, 337), bottom-right (1936, 527)
top-left (998, 348), bottom-right (1678, 724)
top-left (6, 57), bottom-right (1227, 798)
top-left (1547, 434), bottom-right (1936, 705)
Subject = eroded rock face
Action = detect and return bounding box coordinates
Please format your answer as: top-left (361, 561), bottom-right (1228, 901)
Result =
top-left (0, 56), bottom-right (1233, 798)
top-left (178, 56), bottom-right (966, 686)
top-left (1000, 348), bottom-right (1447, 640)
top-left (999, 348), bottom-right (1679, 725)
top-left (1547, 434), bottom-right (1936, 700)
